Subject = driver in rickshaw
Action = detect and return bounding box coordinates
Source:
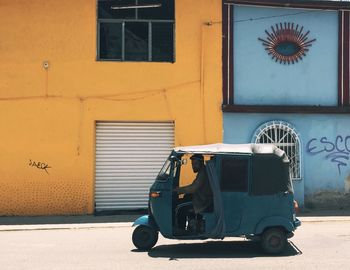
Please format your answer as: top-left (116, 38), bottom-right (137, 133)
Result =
top-left (174, 154), bottom-right (213, 233)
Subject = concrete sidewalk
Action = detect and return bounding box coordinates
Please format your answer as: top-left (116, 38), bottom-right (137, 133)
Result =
top-left (0, 214), bottom-right (140, 231)
top-left (297, 209), bottom-right (350, 222)
top-left (0, 209), bottom-right (349, 231)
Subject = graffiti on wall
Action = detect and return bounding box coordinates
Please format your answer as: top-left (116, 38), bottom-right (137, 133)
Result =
top-left (29, 160), bottom-right (51, 174)
top-left (306, 136), bottom-right (350, 175)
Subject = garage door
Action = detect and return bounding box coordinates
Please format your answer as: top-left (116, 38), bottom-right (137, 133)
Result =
top-left (95, 122), bottom-right (174, 211)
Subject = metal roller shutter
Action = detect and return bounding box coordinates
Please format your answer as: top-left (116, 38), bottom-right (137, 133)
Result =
top-left (95, 122), bottom-right (174, 211)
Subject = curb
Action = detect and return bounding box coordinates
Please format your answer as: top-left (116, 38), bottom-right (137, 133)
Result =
top-left (0, 217), bottom-right (350, 232)
top-left (0, 222), bottom-right (132, 232)
top-left (299, 216), bottom-right (350, 223)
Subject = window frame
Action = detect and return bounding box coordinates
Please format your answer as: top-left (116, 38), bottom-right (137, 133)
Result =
top-left (252, 120), bottom-right (302, 180)
top-left (96, 0), bottom-right (175, 62)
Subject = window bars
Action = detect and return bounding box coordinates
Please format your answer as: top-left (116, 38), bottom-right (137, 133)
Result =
top-left (253, 121), bottom-right (301, 180)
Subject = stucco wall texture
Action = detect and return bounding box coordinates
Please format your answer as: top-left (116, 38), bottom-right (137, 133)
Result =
top-left (0, 0), bottom-right (222, 215)
top-left (223, 6), bottom-right (350, 208)
top-left (233, 6), bottom-right (338, 106)
top-left (0, 179), bottom-right (89, 216)
top-left (223, 113), bottom-right (350, 208)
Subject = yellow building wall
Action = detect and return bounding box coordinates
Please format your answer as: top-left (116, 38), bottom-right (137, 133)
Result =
top-left (0, 0), bottom-right (222, 216)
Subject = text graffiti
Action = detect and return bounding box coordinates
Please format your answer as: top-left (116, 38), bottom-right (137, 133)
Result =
top-left (29, 160), bottom-right (51, 174)
top-left (306, 136), bottom-right (350, 175)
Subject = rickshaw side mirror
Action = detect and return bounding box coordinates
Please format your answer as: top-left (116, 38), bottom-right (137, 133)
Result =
top-left (170, 155), bottom-right (187, 165)
top-left (170, 156), bottom-right (179, 162)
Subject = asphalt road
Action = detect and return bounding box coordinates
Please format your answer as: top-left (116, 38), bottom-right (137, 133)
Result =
top-left (1, 220), bottom-right (350, 270)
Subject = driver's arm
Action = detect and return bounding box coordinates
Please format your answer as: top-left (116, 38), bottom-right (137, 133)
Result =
top-left (175, 173), bottom-right (204, 194)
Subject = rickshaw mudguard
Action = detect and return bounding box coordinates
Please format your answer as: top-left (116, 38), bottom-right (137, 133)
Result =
top-left (132, 215), bottom-right (159, 231)
top-left (255, 216), bottom-right (295, 235)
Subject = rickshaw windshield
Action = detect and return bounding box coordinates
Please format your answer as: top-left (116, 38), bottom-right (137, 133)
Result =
top-left (156, 159), bottom-right (172, 181)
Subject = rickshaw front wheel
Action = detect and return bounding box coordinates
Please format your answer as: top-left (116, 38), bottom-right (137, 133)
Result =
top-left (132, 225), bottom-right (158, 251)
top-left (261, 227), bottom-right (287, 254)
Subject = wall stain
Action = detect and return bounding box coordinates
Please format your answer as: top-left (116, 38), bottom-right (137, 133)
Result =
top-left (346, 175), bottom-right (350, 194)
top-left (305, 191), bottom-right (350, 209)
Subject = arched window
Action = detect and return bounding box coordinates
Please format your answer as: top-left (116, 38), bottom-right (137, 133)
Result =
top-left (252, 121), bottom-right (301, 180)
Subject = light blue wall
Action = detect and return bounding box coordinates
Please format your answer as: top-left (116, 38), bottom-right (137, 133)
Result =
top-left (223, 114), bottom-right (350, 205)
top-left (233, 6), bottom-right (338, 106)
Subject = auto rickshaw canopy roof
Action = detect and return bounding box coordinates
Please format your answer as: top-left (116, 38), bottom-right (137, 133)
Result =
top-left (174, 143), bottom-right (289, 162)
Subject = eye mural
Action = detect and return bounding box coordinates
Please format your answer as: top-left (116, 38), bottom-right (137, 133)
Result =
top-left (258, 22), bottom-right (316, 64)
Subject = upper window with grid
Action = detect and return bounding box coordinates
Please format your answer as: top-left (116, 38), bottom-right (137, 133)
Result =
top-left (97, 0), bottom-right (175, 62)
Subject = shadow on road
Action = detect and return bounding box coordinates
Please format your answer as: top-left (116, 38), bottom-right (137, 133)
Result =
top-left (146, 240), bottom-right (301, 259)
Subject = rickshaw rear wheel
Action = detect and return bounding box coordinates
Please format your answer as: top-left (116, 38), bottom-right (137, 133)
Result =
top-left (261, 227), bottom-right (287, 254)
top-left (132, 225), bottom-right (158, 251)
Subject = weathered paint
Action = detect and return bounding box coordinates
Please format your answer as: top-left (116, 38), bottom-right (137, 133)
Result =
top-left (346, 175), bottom-right (350, 193)
top-left (305, 191), bottom-right (350, 209)
top-left (0, 0), bottom-right (222, 216)
top-left (223, 5), bottom-right (350, 208)
top-left (233, 6), bottom-right (338, 106)
top-left (224, 113), bottom-right (350, 207)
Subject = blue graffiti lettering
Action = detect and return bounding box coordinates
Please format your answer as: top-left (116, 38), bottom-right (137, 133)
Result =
top-left (336, 136), bottom-right (346, 153)
top-left (306, 138), bottom-right (321, 154)
top-left (320, 137), bottom-right (335, 152)
top-left (345, 136), bottom-right (350, 152)
top-left (306, 135), bottom-right (350, 175)
top-left (325, 152), bottom-right (349, 175)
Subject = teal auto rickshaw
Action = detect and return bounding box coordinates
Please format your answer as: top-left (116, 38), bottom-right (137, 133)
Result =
top-left (132, 143), bottom-right (301, 254)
